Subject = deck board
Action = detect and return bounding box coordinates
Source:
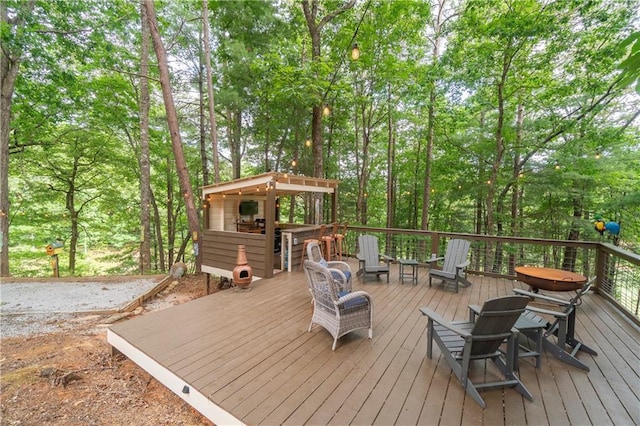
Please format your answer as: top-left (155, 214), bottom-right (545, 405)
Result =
top-left (108, 260), bottom-right (640, 425)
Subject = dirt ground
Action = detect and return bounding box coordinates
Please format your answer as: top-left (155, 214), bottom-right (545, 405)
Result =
top-left (1, 273), bottom-right (223, 426)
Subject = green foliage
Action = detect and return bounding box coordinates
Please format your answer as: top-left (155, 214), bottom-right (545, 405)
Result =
top-left (618, 31), bottom-right (640, 94)
top-left (4, 0), bottom-right (640, 276)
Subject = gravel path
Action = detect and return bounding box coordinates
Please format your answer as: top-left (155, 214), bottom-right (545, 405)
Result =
top-left (0, 277), bottom-right (164, 338)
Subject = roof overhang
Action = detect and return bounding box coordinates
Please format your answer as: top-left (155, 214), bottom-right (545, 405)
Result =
top-left (201, 172), bottom-right (339, 198)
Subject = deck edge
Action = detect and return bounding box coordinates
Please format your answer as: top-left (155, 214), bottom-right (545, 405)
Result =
top-left (106, 328), bottom-right (245, 426)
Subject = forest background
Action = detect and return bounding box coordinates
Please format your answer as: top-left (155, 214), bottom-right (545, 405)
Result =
top-left (1, 0), bottom-right (639, 278)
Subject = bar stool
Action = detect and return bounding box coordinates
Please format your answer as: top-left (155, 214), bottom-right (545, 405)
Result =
top-left (322, 222), bottom-right (339, 260)
top-left (334, 222), bottom-right (348, 260)
top-left (299, 224), bottom-right (325, 270)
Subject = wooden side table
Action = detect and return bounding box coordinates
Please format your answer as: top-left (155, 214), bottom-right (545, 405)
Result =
top-left (398, 259), bottom-right (419, 285)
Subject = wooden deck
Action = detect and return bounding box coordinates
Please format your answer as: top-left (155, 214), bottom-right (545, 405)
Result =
top-left (107, 260), bottom-right (640, 425)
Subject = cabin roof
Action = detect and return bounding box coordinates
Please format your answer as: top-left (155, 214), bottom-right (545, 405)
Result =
top-left (201, 172), bottom-right (339, 198)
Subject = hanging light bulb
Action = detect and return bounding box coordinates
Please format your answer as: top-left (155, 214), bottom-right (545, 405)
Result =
top-left (305, 139), bottom-right (312, 147)
top-left (291, 159), bottom-right (297, 167)
top-left (351, 43), bottom-right (360, 61)
top-left (595, 151), bottom-right (601, 160)
top-left (555, 161), bottom-right (561, 170)
top-left (323, 104), bottom-right (331, 116)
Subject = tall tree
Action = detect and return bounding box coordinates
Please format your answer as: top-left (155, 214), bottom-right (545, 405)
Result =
top-left (143, 0), bottom-right (202, 271)
top-left (29, 128), bottom-right (109, 274)
top-left (0, 0), bottom-right (36, 276)
top-left (301, 0), bottom-right (355, 223)
top-left (421, 0), bottom-right (457, 231)
top-left (202, 0), bottom-right (220, 184)
top-left (138, 0), bottom-right (152, 273)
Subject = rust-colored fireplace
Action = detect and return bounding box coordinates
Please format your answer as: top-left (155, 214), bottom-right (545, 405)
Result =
top-left (232, 245), bottom-right (253, 289)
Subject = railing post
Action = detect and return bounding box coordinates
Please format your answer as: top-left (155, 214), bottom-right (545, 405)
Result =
top-left (595, 243), bottom-right (606, 293)
top-left (431, 233), bottom-right (440, 258)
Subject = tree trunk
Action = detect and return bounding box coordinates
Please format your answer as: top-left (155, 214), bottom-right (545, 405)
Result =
top-left (386, 81), bottom-right (395, 229)
top-left (301, 0), bottom-right (356, 224)
top-left (495, 103), bottom-right (525, 273)
top-left (0, 0), bottom-right (35, 277)
top-left (166, 160), bottom-right (175, 266)
top-left (202, 0), bottom-right (220, 183)
top-left (562, 196), bottom-right (582, 271)
top-left (356, 104), bottom-right (371, 225)
top-left (198, 48), bottom-right (209, 186)
top-left (144, 0), bottom-right (202, 272)
top-left (509, 103), bottom-right (524, 273)
top-left (64, 158), bottom-right (80, 275)
top-left (233, 109), bottom-right (242, 179)
top-left (487, 44), bottom-right (512, 236)
top-left (421, 83), bottom-right (436, 231)
top-left (149, 189), bottom-right (166, 272)
top-left (138, 0), bottom-right (152, 273)
top-left (421, 0), bottom-right (448, 231)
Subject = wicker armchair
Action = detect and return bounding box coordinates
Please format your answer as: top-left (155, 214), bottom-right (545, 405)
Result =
top-left (303, 260), bottom-right (373, 350)
top-left (306, 241), bottom-right (352, 292)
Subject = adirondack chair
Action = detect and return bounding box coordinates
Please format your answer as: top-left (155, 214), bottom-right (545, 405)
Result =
top-left (356, 235), bottom-right (394, 283)
top-left (306, 241), bottom-right (352, 292)
top-left (420, 295), bottom-right (533, 408)
top-left (303, 260), bottom-right (373, 350)
top-left (428, 238), bottom-right (471, 292)
top-left (513, 277), bottom-right (597, 371)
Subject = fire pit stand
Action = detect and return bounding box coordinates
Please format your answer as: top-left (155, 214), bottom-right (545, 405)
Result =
top-left (232, 245), bottom-right (253, 291)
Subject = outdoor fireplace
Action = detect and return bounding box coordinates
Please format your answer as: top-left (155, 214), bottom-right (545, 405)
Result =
top-left (232, 245), bottom-right (253, 289)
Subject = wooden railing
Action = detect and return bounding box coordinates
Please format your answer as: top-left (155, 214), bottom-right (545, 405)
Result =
top-left (339, 226), bottom-right (640, 326)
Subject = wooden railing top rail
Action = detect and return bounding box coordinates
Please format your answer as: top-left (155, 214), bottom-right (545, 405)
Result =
top-left (337, 225), bottom-right (639, 326)
top-left (599, 242), bottom-right (640, 264)
top-left (346, 225), bottom-right (601, 249)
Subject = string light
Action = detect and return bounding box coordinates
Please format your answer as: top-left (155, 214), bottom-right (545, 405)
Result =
top-left (322, 104), bottom-right (331, 116)
top-left (351, 43), bottom-right (360, 61)
top-left (305, 139), bottom-right (312, 147)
